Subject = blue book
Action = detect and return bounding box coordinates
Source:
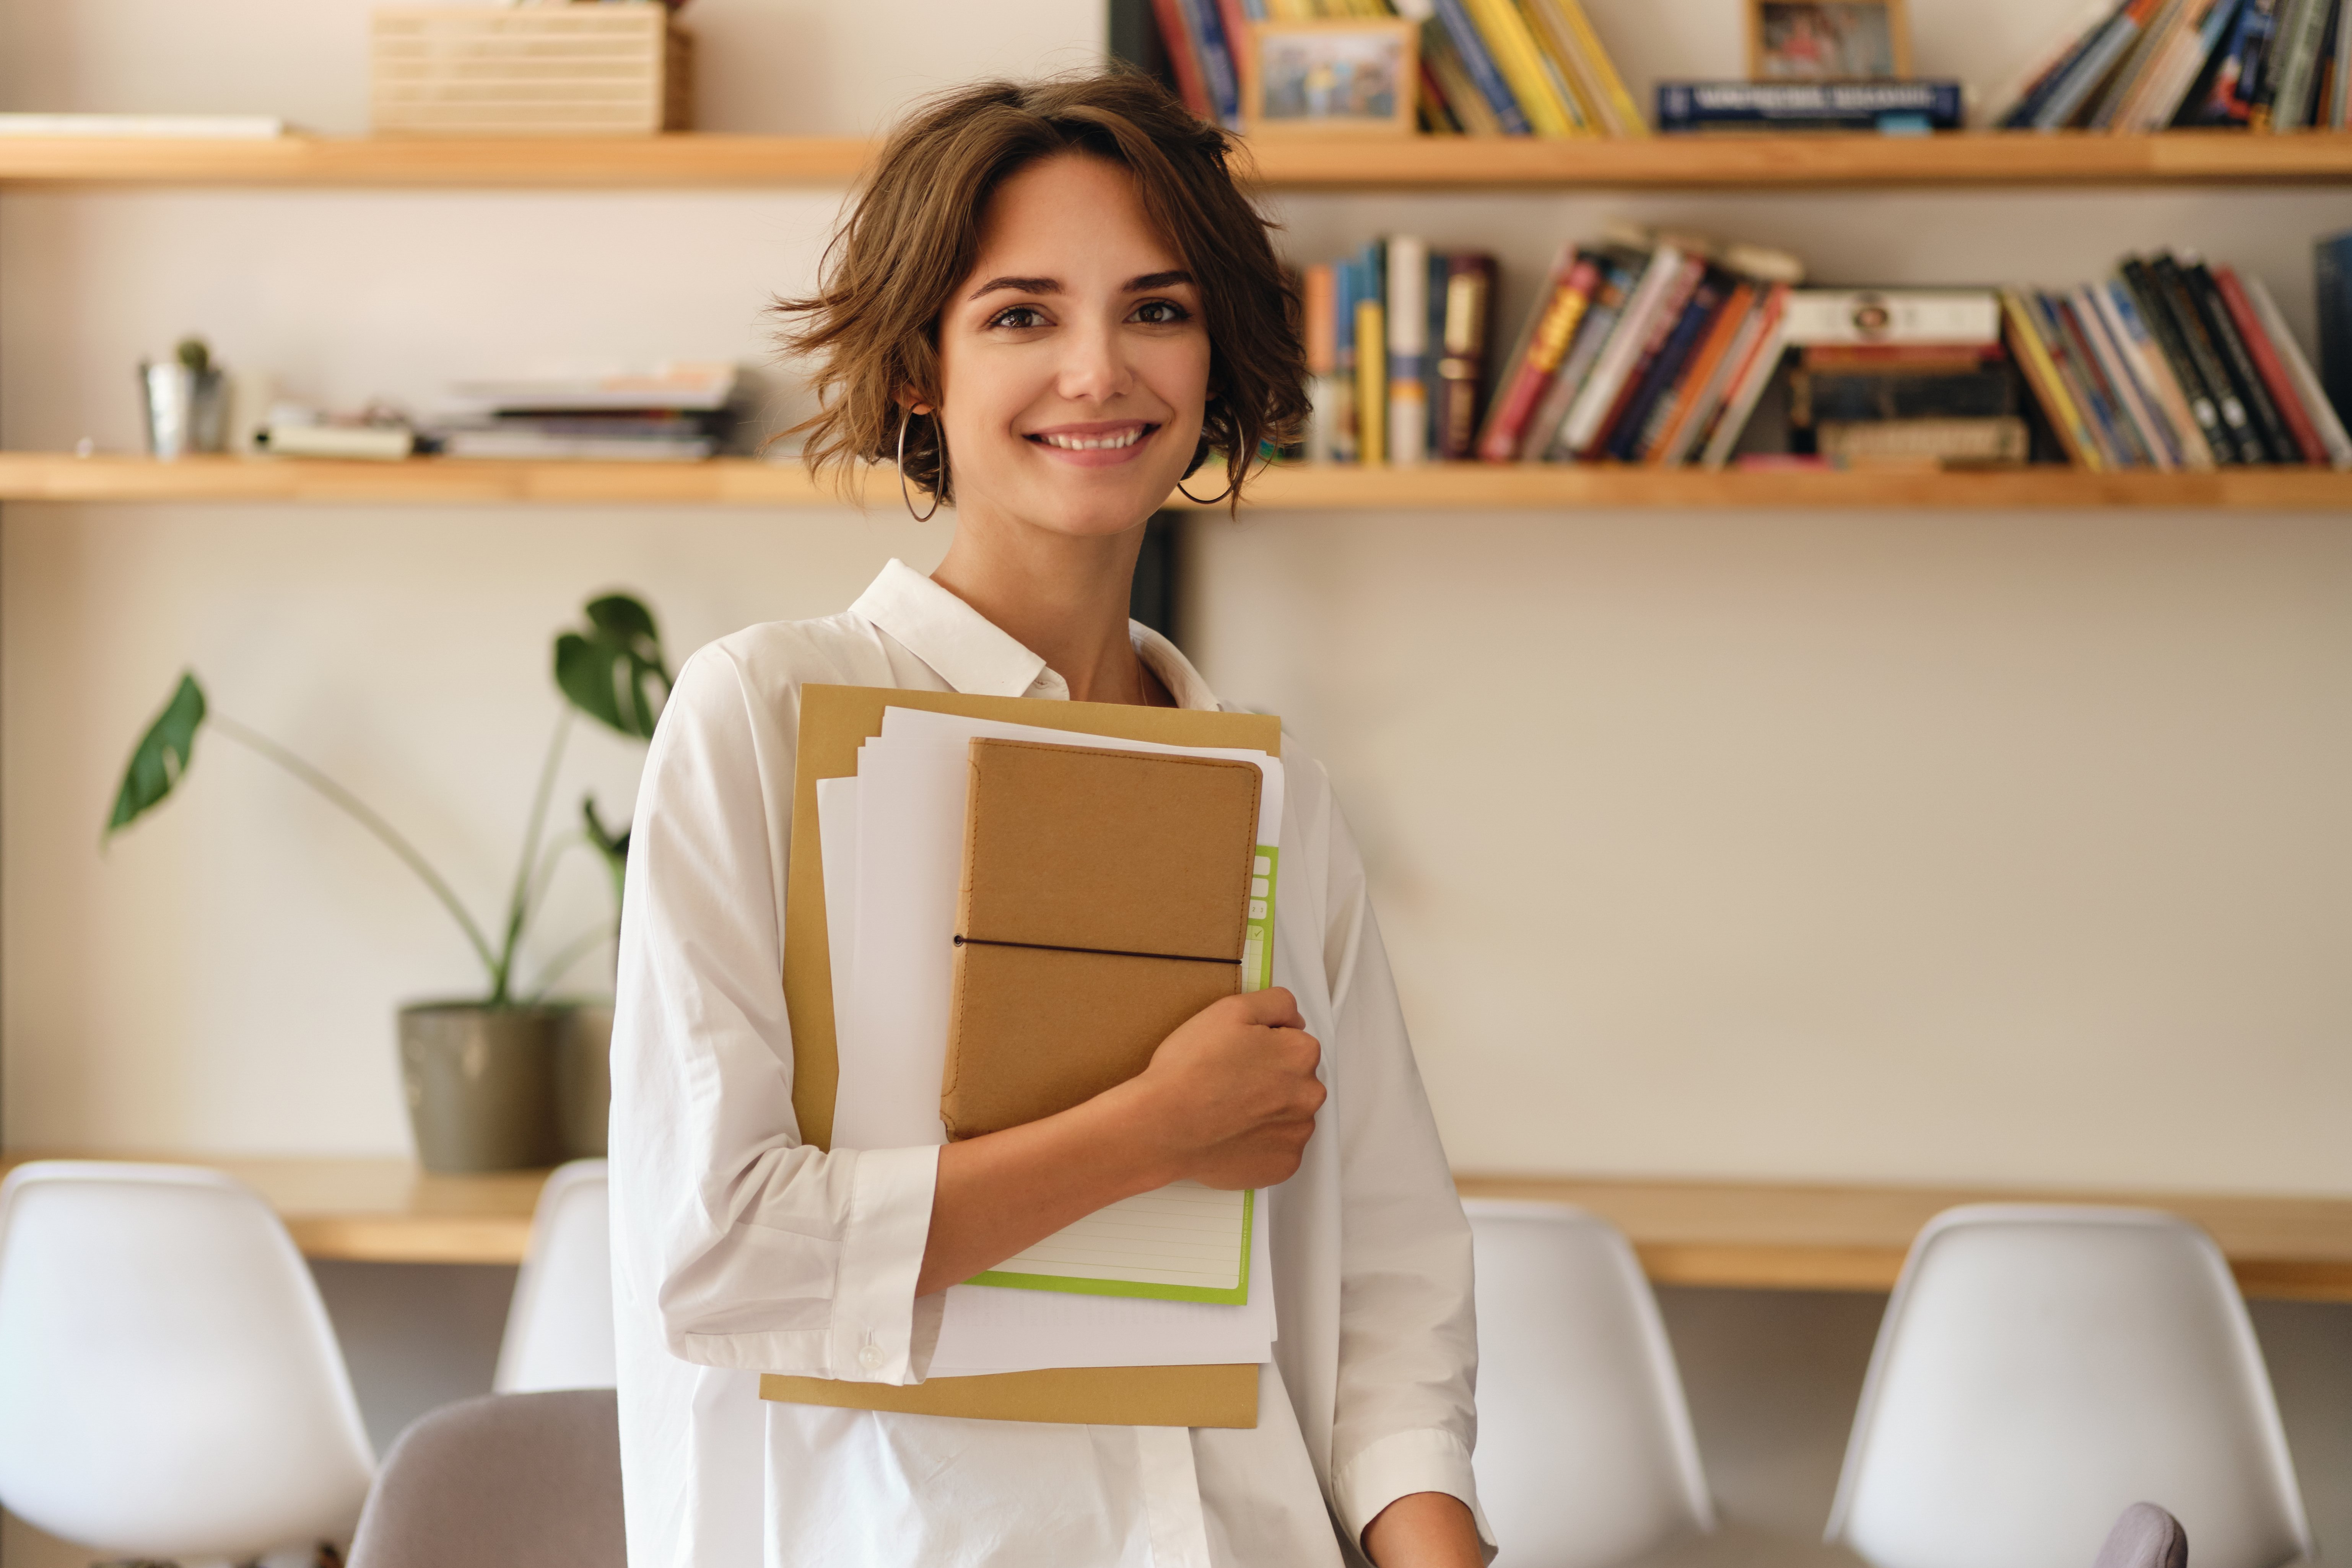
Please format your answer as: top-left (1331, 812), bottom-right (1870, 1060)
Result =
top-left (1658, 80), bottom-right (1964, 132)
top-left (2316, 229), bottom-right (2352, 426)
top-left (2002, 3), bottom-right (2131, 128)
top-left (1430, 0), bottom-right (1534, 135)
top-left (1607, 273), bottom-right (1728, 462)
top-left (1177, 0), bottom-right (1244, 130)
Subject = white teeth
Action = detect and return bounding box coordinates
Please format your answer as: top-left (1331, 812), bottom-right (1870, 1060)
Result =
top-left (1039, 428), bottom-right (1144, 451)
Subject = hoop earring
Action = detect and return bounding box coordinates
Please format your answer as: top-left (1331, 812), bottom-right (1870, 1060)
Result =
top-left (1176, 468), bottom-right (1236, 506)
top-left (897, 410), bottom-right (942, 522)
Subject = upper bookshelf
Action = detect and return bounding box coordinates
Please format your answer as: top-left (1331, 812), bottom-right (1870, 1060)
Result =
top-left (5, 131), bottom-right (2352, 192)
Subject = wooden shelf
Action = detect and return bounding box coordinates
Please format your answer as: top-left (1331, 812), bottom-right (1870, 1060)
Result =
top-left (3, 130), bottom-right (2350, 191)
top-left (1453, 1174), bottom-right (2352, 1301)
top-left (5, 1154), bottom-right (2344, 1294)
top-left (5, 452), bottom-right (2349, 511)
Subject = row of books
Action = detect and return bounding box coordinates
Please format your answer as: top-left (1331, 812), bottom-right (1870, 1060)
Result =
top-left (1300, 241), bottom-right (1498, 463)
top-left (1993, 0), bottom-right (2350, 131)
top-left (2005, 252), bottom-right (2352, 469)
top-left (1303, 226), bottom-right (1824, 469)
top-left (427, 363), bottom-right (743, 460)
top-left (1147, 0), bottom-right (1648, 137)
top-left (1415, 0), bottom-right (1647, 138)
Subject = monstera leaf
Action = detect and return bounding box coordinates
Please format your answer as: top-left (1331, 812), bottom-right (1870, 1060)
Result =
top-left (106, 672), bottom-right (208, 838)
top-left (555, 594), bottom-right (671, 740)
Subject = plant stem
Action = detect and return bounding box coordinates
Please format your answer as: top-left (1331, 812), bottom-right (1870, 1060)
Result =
top-left (209, 713), bottom-right (499, 982)
top-left (493, 709), bottom-right (573, 1005)
top-left (524, 919), bottom-right (620, 1004)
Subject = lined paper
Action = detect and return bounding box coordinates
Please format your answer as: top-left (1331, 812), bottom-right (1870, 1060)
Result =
top-left (987, 1183), bottom-right (1248, 1292)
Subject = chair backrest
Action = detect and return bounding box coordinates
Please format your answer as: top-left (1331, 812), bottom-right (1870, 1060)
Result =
top-left (494, 1158), bottom-right (614, 1393)
top-left (2096, 1503), bottom-right (2190, 1568)
top-left (347, 1389), bottom-right (624, 1568)
top-left (0, 1161), bottom-right (375, 1561)
top-left (1827, 1205), bottom-right (2310, 1568)
top-left (1466, 1200), bottom-right (1715, 1568)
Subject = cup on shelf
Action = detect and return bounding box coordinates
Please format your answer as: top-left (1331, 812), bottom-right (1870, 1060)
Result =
top-left (138, 337), bottom-right (228, 459)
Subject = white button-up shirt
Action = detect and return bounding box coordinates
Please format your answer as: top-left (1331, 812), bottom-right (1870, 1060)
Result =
top-left (611, 560), bottom-right (1491, 1568)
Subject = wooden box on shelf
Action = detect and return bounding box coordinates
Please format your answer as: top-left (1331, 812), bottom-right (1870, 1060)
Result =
top-left (370, 3), bottom-right (693, 138)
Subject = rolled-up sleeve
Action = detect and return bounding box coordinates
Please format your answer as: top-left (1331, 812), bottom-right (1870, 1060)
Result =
top-left (609, 645), bottom-right (938, 1386)
top-left (1321, 815), bottom-right (1498, 1560)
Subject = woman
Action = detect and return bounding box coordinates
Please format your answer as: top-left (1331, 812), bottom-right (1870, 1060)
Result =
top-left (610, 72), bottom-right (1489, 1568)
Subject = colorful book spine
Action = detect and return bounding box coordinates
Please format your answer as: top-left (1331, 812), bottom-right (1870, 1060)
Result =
top-left (1355, 295), bottom-right (1387, 464)
top-left (1608, 268), bottom-right (1729, 462)
top-left (2319, 230), bottom-right (2352, 426)
top-left (1462, 0), bottom-right (1580, 135)
top-left (2096, 280), bottom-right (2215, 468)
top-left (1648, 282), bottom-right (1757, 465)
top-left (1148, 0), bottom-right (1217, 120)
top-left (2035, 0), bottom-right (2170, 127)
top-left (1176, 0), bottom-right (1245, 130)
top-left (1478, 249), bottom-right (1602, 460)
top-left (2212, 266), bottom-right (2327, 460)
top-left (2265, 0), bottom-right (2332, 125)
top-left (1331, 259), bottom-right (1360, 464)
top-left (2241, 271), bottom-right (2352, 465)
top-left (1437, 254), bottom-right (1498, 461)
top-left (2139, 254), bottom-right (2265, 460)
top-left (1583, 253), bottom-right (1707, 459)
top-left (1699, 286), bottom-right (1793, 470)
top-left (2088, 0), bottom-right (2196, 127)
top-left (2118, 258), bottom-right (2233, 458)
top-left (2042, 291), bottom-right (2142, 464)
top-left (1387, 236), bottom-right (1430, 467)
top-left (1557, 243), bottom-right (1690, 456)
top-left (1430, 0), bottom-right (1535, 135)
top-left (2180, 255), bottom-right (2293, 460)
top-left (1303, 263), bottom-right (1338, 464)
top-left (2002, 288), bottom-right (2105, 468)
top-left (2186, 0), bottom-right (2280, 125)
top-left (2074, 284), bottom-right (2180, 467)
top-left (1528, 250), bottom-right (1641, 460)
top-left (1531, 0), bottom-right (1649, 135)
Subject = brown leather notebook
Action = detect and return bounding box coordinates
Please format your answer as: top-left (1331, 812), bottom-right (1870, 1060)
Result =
top-left (940, 738), bottom-right (1263, 1140)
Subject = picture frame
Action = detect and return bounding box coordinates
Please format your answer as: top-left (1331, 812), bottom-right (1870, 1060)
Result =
top-left (1245, 19), bottom-right (1417, 137)
top-left (1746, 0), bottom-right (1913, 81)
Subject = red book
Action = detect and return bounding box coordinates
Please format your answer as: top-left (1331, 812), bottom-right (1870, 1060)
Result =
top-left (1149, 0), bottom-right (1215, 120)
top-left (2213, 267), bottom-right (2328, 464)
top-left (1477, 252), bottom-right (1602, 462)
top-left (1585, 255), bottom-right (1707, 460)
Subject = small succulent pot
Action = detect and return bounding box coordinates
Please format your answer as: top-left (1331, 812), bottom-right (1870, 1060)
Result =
top-left (397, 1002), bottom-right (568, 1173)
top-left (139, 361), bottom-right (228, 459)
top-left (553, 1002), bottom-right (614, 1159)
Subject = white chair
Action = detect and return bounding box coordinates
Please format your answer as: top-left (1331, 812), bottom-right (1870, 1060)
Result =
top-left (1466, 1199), bottom-right (1715, 1568)
top-left (494, 1158), bottom-right (615, 1392)
top-left (1827, 1204), bottom-right (2311, 1568)
top-left (0, 1161), bottom-right (375, 1567)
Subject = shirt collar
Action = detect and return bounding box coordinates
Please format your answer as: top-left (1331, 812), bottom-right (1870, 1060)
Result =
top-left (850, 558), bottom-right (1223, 712)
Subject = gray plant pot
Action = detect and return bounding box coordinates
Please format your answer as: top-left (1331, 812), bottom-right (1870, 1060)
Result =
top-left (554, 1003), bottom-right (613, 1159)
top-left (139, 361), bottom-right (228, 459)
top-left (398, 1002), bottom-right (567, 1173)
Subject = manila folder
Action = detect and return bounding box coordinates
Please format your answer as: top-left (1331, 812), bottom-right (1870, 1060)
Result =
top-left (760, 683), bottom-right (1280, 1428)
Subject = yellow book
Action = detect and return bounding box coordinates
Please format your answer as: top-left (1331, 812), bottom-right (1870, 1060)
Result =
top-left (1513, 0), bottom-right (1598, 133)
top-left (1999, 289), bottom-right (2104, 472)
top-left (1461, 0), bottom-right (1580, 136)
top-left (1355, 298), bottom-right (1386, 465)
top-left (1527, 0), bottom-right (1651, 136)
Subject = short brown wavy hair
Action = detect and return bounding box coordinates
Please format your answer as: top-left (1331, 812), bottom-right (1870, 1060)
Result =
top-left (773, 71), bottom-right (1308, 514)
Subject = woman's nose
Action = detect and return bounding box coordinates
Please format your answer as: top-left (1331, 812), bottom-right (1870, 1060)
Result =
top-left (1056, 318), bottom-right (1130, 403)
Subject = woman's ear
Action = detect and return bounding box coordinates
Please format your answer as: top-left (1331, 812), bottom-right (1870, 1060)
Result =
top-left (898, 387), bottom-right (935, 417)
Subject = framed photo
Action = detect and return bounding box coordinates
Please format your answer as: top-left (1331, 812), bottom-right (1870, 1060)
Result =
top-left (1245, 20), bottom-right (1417, 136)
top-left (1747, 0), bottom-right (1913, 81)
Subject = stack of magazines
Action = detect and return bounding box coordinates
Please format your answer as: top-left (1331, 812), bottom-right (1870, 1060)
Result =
top-left (430, 363), bottom-right (741, 461)
top-left (1990, 0), bottom-right (2349, 131)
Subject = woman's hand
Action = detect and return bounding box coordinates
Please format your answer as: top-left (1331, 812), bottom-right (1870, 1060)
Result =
top-left (1106, 987), bottom-right (1326, 1190)
top-left (1361, 1492), bottom-right (1484, 1568)
top-left (916, 987), bottom-right (1325, 1296)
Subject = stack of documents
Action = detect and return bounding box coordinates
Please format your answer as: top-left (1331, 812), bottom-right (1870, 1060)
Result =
top-left (817, 704), bottom-right (1284, 1376)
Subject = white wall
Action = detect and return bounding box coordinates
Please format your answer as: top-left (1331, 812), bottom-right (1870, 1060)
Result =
top-left (4, 0), bottom-right (2348, 1200)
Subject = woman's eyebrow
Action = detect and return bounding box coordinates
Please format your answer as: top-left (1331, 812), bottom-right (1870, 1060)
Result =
top-left (1125, 269), bottom-right (1194, 291)
top-left (969, 275), bottom-right (1059, 300)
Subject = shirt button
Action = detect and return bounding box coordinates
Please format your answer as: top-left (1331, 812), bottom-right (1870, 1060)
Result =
top-left (857, 1344), bottom-right (886, 1371)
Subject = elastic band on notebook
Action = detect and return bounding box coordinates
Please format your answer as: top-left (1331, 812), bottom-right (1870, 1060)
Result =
top-left (954, 935), bottom-right (1240, 967)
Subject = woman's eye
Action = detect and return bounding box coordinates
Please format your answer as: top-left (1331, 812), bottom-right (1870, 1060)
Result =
top-left (1130, 299), bottom-right (1191, 325)
top-left (987, 305), bottom-right (1048, 330)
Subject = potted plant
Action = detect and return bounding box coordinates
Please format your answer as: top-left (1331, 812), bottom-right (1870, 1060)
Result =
top-left (105, 594), bottom-right (670, 1172)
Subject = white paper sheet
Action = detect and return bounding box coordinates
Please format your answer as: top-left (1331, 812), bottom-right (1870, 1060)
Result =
top-left (812, 714), bottom-right (1287, 1373)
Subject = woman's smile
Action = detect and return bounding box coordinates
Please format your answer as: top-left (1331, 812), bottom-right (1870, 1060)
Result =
top-left (1025, 419), bottom-right (1160, 464)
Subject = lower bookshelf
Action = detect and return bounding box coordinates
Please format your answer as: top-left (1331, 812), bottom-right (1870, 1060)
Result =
top-left (4, 1153), bottom-right (2345, 1296)
top-left (2, 453), bottom-right (2348, 510)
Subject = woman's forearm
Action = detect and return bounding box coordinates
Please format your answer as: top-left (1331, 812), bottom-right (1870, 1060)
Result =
top-left (913, 987), bottom-right (1326, 1297)
top-left (916, 1083), bottom-right (1177, 1296)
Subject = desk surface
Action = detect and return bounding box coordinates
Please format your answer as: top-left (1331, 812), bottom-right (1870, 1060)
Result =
top-left (5, 1155), bottom-right (2347, 1300)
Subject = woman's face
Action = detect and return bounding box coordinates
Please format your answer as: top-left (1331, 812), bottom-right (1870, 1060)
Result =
top-left (928, 152), bottom-right (1212, 538)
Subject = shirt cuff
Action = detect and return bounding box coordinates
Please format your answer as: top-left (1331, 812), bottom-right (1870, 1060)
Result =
top-left (1329, 1428), bottom-right (1498, 1564)
top-left (825, 1143), bottom-right (940, 1384)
